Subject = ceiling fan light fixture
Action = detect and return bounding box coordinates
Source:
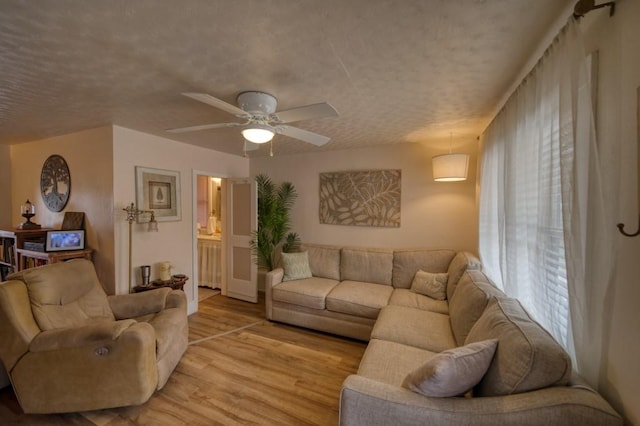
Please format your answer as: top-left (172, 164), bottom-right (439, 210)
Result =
top-left (241, 124), bottom-right (275, 144)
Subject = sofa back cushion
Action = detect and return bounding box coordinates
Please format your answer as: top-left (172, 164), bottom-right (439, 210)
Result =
top-left (449, 271), bottom-right (505, 345)
top-left (341, 247), bottom-right (393, 285)
top-left (392, 249), bottom-right (456, 289)
top-left (466, 297), bottom-right (572, 396)
top-left (10, 259), bottom-right (114, 330)
top-left (302, 244), bottom-right (341, 281)
top-left (446, 251), bottom-right (482, 301)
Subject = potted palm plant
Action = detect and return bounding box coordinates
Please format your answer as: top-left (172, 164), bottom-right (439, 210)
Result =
top-left (252, 174), bottom-right (301, 271)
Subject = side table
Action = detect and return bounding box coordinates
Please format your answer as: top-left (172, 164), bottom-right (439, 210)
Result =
top-left (133, 274), bottom-right (189, 293)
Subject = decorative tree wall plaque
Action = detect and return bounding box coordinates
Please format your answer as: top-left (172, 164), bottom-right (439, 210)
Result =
top-left (319, 169), bottom-right (401, 227)
top-left (40, 154), bottom-right (71, 212)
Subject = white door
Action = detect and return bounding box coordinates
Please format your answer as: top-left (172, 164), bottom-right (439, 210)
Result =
top-left (225, 178), bottom-right (257, 303)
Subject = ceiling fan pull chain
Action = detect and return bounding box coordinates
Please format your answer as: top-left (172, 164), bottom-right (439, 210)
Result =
top-left (270, 139), bottom-right (274, 157)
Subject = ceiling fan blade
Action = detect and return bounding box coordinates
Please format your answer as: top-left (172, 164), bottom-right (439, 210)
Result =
top-left (166, 122), bottom-right (242, 133)
top-left (182, 93), bottom-right (249, 118)
top-left (276, 125), bottom-right (331, 146)
top-left (274, 102), bottom-right (338, 124)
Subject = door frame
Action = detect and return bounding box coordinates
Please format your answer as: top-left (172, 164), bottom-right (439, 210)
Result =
top-left (191, 169), bottom-right (230, 314)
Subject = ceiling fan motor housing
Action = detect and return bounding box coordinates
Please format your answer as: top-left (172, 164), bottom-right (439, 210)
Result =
top-left (237, 91), bottom-right (278, 116)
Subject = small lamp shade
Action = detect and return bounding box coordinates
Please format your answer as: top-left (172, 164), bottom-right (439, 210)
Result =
top-left (432, 153), bottom-right (469, 182)
top-left (147, 212), bottom-right (159, 232)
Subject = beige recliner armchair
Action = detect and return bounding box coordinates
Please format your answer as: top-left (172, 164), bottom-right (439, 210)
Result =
top-left (0, 259), bottom-right (188, 414)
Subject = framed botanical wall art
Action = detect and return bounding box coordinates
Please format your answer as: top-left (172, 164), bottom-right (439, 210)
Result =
top-left (135, 166), bottom-right (181, 222)
top-left (319, 169), bottom-right (401, 228)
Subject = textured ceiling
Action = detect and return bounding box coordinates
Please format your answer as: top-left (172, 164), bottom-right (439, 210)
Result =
top-left (0, 0), bottom-right (570, 157)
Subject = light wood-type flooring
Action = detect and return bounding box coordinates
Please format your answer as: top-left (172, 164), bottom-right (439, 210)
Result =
top-left (0, 294), bottom-right (366, 425)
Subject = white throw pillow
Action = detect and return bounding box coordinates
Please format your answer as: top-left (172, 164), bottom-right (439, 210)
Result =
top-left (402, 339), bottom-right (498, 397)
top-left (281, 251), bottom-right (313, 282)
top-left (410, 270), bottom-right (448, 300)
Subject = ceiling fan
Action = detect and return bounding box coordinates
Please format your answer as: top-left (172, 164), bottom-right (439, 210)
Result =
top-left (167, 91), bottom-right (338, 146)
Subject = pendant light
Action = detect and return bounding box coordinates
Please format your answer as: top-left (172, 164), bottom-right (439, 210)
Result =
top-left (432, 133), bottom-right (469, 182)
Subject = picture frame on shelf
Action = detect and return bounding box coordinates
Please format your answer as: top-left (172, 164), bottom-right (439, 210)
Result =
top-left (61, 212), bottom-right (85, 230)
top-left (135, 166), bottom-right (181, 222)
top-left (45, 230), bottom-right (85, 252)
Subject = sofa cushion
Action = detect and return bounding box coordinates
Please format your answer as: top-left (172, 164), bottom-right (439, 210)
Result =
top-left (8, 259), bottom-right (114, 330)
top-left (392, 249), bottom-right (456, 289)
top-left (410, 270), bottom-right (448, 300)
top-left (449, 270), bottom-right (505, 345)
top-left (281, 251), bottom-right (313, 282)
top-left (446, 251), bottom-right (482, 301)
top-left (357, 338), bottom-right (437, 386)
top-left (466, 297), bottom-right (572, 396)
top-left (371, 305), bottom-right (456, 352)
top-left (273, 277), bottom-right (340, 310)
top-left (341, 248), bottom-right (393, 286)
top-left (302, 244), bottom-right (341, 281)
top-left (402, 339), bottom-right (498, 397)
top-left (388, 289), bottom-right (448, 314)
top-left (326, 281), bottom-right (393, 319)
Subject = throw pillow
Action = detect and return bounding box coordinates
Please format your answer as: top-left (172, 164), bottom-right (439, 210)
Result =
top-left (402, 339), bottom-right (498, 397)
top-left (410, 270), bottom-right (448, 300)
top-left (281, 251), bottom-right (313, 282)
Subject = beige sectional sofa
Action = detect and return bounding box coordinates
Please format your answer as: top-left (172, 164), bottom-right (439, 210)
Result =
top-left (265, 244), bottom-right (621, 425)
top-left (265, 244), bottom-right (480, 341)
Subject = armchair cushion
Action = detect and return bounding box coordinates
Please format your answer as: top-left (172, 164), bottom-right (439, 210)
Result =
top-left (8, 259), bottom-right (114, 330)
top-left (30, 319), bottom-right (137, 352)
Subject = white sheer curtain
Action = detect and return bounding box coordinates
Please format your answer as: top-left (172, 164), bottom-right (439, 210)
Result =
top-left (478, 19), bottom-right (617, 387)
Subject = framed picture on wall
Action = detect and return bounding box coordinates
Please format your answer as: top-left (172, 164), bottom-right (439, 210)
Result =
top-left (135, 166), bottom-right (181, 222)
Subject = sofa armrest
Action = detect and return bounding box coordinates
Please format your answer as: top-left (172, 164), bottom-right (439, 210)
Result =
top-left (165, 290), bottom-right (187, 311)
top-left (265, 268), bottom-right (284, 287)
top-left (264, 268), bottom-right (284, 320)
top-left (340, 375), bottom-right (622, 426)
top-left (108, 287), bottom-right (172, 319)
top-left (30, 319), bottom-right (137, 352)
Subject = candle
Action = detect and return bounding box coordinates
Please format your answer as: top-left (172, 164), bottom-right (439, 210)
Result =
top-left (158, 261), bottom-right (172, 281)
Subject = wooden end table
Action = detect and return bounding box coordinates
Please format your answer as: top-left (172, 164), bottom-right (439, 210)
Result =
top-left (133, 274), bottom-right (188, 293)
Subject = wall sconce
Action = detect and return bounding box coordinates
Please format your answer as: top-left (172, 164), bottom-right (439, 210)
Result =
top-left (433, 134), bottom-right (469, 182)
top-left (123, 203), bottom-right (158, 292)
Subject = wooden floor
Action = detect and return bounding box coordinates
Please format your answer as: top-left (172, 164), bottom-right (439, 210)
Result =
top-left (0, 294), bottom-right (366, 425)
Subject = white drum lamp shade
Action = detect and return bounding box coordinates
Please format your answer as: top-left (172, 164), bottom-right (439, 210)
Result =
top-left (432, 153), bottom-right (469, 182)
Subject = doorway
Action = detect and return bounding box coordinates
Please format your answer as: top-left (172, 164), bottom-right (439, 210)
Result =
top-left (195, 174), bottom-right (224, 303)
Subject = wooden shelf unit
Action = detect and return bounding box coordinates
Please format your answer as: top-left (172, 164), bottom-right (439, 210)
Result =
top-left (0, 228), bottom-right (50, 280)
top-left (16, 248), bottom-right (93, 271)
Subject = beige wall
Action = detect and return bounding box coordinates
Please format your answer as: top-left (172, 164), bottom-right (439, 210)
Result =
top-left (112, 126), bottom-right (249, 313)
top-left (582, 2), bottom-right (640, 424)
top-left (9, 126), bottom-right (115, 290)
top-left (250, 141), bottom-right (478, 253)
top-left (0, 145), bottom-right (11, 226)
